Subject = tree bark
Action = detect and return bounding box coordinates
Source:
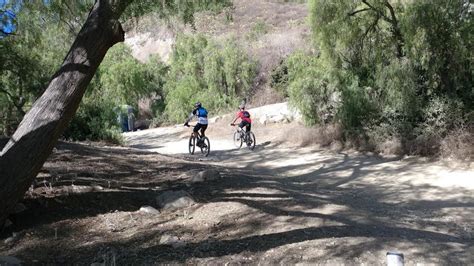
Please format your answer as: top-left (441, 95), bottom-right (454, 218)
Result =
top-left (0, 0), bottom-right (131, 225)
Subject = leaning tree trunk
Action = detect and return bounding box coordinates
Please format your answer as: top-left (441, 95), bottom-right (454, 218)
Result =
top-left (0, 0), bottom-right (132, 225)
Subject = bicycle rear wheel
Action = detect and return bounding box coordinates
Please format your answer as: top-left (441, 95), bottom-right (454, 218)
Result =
top-left (246, 131), bottom-right (256, 150)
top-left (200, 137), bottom-right (210, 157)
top-left (233, 131), bottom-right (243, 148)
top-left (188, 135), bottom-right (196, 155)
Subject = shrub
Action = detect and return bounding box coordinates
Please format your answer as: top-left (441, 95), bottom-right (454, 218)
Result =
top-left (270, 59), bottom-right (289, 97)
top-left (164, 35), bottom-right (257, 122)
top-left (64, 100), bottom-right (123, 144)
top-left (274, 0), bottom-right (473, 156)
top-left (246, 20), bottom-right (269, 41)
top-left (440, 125), bottom-right (474, 161)
top-left (277, 52), bottom-right (341, 126)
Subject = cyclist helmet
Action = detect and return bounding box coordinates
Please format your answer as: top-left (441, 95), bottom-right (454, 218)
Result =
top-left (239, 103), bottom-right (245, 110)
top-left (194, 102), bottom-right (202, 108)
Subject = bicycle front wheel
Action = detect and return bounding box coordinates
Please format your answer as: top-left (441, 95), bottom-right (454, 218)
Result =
top-left (246, 131), bottom-right (256, 150)
top-left (200, 137), bottom-right (210, 157)
top-left (233, 131), bottom-right (243, 148)
top-left (188, 135), bottom-right (196, 155)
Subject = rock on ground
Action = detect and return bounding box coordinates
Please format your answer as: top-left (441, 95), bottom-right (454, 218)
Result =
top-left (192, 169), bottom-right (221, 183)
top-left (159, 234), bottom-right (186, 248)
top-left (156, 190), bottom-right (195, 210)
top-left (139, 206), bottom-right (160, 215)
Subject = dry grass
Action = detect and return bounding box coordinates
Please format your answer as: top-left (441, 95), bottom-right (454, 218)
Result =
top-left (374, 137), bottom-right (403, 156)
top-left (358, 124), bottom-right (474, 159)
top-left (440, 126), bottom-right (474, 161)
top-left (277, 122), bottom-right (343, 149)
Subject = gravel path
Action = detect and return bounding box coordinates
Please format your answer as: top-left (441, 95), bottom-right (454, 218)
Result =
top-left (122, 119), bottom-right (474, 265)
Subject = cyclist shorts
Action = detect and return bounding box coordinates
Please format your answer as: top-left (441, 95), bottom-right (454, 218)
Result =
top-left (239, 120), bottom-right (251, 132)
top-left (193, 123), bottom-right (208, 134)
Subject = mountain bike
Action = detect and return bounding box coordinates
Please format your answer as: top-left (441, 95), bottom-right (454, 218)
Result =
top-left (187, 125), bottom-right (210, 157)
top-left (231, 124), bottom-right (256, 150)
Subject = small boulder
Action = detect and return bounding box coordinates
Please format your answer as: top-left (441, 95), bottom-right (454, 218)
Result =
top-left (156, 190), bottom-right (195, 210)
top-left (3, 232), bottom-right (19, 245)
top-left (269, 114), bottom-right (287, 123)
top-left (259, 114), bottom-right (268, 125)
top-left (159, 234), bottom-right (185, 248)
top-left (139, 206), bottom-right (160, 215)
top-left (191, 169), bottom-right (221, 183)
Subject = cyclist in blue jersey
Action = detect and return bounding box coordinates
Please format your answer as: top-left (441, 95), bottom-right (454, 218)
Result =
top-left (184, 102), bottom-right (208, 146)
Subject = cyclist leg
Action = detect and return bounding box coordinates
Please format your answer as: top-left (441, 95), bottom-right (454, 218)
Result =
top-left (246, 122), bottom-right (251, 132)
top-left (240, 121), bottom-right (251, 132)
top-left (200, 124), bottom-right (208, 138)
top-left (193, 123), bottom-right (202, 139)
top-left (199, 124), bottom-right (208, 147)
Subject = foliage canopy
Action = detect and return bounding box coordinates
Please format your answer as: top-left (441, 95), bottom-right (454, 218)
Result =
top-left (272, 0), bottom-right (473, 154)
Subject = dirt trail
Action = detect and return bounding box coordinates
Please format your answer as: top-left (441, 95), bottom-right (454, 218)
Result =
top-left (122, 121), bottom-right (474, 264)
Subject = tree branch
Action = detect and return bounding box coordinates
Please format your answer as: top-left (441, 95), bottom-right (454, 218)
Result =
top-left (361, 0), bottom-right (393, 23)
top-left (362, 14), bottom-right (380, 44)
top-left (61, 1), bottom-right (80, 34)
top-left (60, 17), bottom-right (78, 36)
top-left (348, 7), bottom-right (371, 16)
top-left (384, 0), bottom-right (397, 22)
top-left (383, 0), bottom-right (404, 57)
top-left (0, 87), bottom-right (14, 100)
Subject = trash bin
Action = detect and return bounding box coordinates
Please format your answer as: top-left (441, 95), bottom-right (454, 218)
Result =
top-left (121, 114), bottom-right (129, 132)
top-left (128, 112), bottom-right (135, 132)
top-left (115, 104), bottom-right (135, 132)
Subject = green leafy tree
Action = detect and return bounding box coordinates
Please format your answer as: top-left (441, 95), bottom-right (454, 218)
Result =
top-left (278, 0), bottom-right (472, 151)
top-left (164, 35), bottom-right (256, 122)
top-left (327, 0), bottom-right (469, 126)
top-left (0, 3), bottom-right (74, 136)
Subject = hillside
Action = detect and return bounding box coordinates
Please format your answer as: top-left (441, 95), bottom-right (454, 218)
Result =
top-left (124, 0), bottom-right (310, 107)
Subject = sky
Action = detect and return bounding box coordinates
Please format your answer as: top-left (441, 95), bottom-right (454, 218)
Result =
top-left (0, 0), bottom-right (20, 37)
top-left (1, 10), bottom-right (16, 37)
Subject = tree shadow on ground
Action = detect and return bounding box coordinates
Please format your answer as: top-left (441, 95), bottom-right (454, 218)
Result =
top-left (2, 143), bottom-right (473, 264)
